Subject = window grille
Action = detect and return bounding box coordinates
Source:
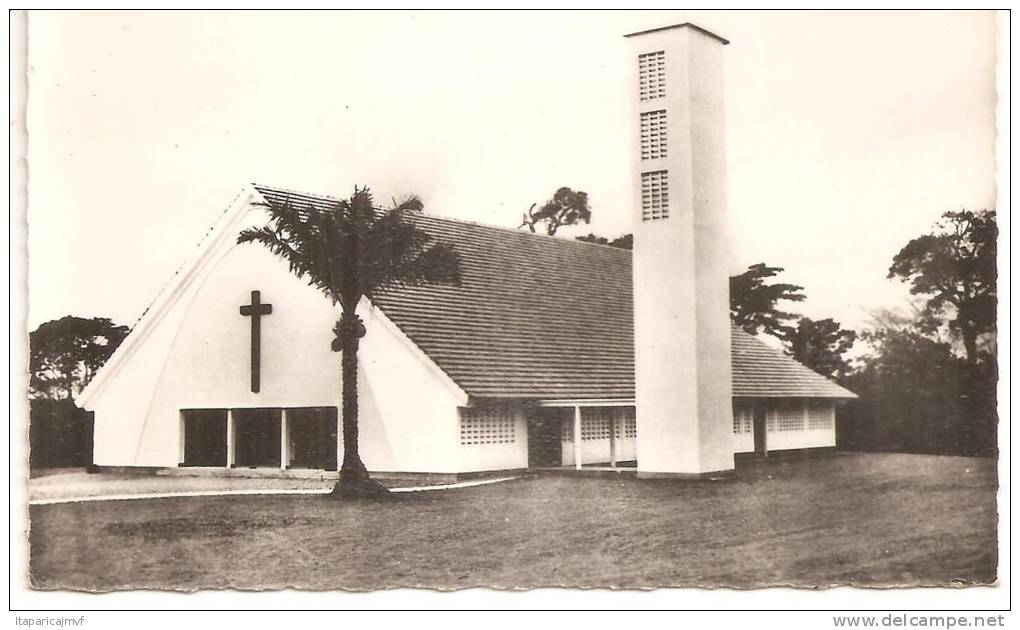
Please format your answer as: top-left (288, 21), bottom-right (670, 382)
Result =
top-left (773, 406), bottom-right (805, 432)
top-left (620, 405), bottom-right (636, 434)
top-left (640, 110), bottom-right (667, 160)
top-left (562, 407), bottom-right (636, 441)
top-left (733, 408), bottom-right (753, 434)
top-left (581, 408), bottom-right (613, 441)
top-left (638, 51), bottom-right (666, 101)
top-left (641, 170), bottom-right (669, 221)
top-left (807, 404), bottom-right (833, 430)
top-left (615, 407), bottom-right (637, 439)
top-left (459, 407), bottom-right (516, 445)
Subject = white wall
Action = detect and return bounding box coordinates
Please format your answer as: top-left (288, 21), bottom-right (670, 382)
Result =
top-left (356, 304), bottom-right (467, 473)
top-left (454, 405), bottom-right (529, 473)
top-left (731, 406), bottom-right (755, 454)
top-left (562, 435), bottom-right (638, 467)
top-left (731, 400), bottom-right (837, 454)
top-left (88, 192), bottom-right (260, 466)
top-left (133, 241), bottom-right (342, 466)
top-left (766, 402), bottom-right (837, 451)
top-left (90, 199), bottom-right (468, 473)
top-left (91, 298), bottom-right (190, 466)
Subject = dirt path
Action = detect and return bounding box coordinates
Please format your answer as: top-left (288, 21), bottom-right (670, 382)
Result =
top-left (28, 469), bottom-right (520, 504)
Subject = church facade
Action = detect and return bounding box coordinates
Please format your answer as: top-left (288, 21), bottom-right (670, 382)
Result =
top-left (77, 183), bottom-right (855, 477)
top-left (77, 23), bottom-right (855, 478)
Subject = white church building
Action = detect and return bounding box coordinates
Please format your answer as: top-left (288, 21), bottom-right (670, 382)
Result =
top-left (77, 23), bottom-right (855, 479)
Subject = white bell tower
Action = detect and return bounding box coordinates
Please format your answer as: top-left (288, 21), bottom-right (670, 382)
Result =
top-left (627, 23), bottom-right (735, 477)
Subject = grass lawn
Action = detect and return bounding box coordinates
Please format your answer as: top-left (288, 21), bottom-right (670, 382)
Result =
top-left (28, 452), bottom-right (997, 590)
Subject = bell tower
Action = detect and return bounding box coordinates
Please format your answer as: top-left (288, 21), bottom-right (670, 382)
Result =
top-left (627, 23), bottom-right (735, 477)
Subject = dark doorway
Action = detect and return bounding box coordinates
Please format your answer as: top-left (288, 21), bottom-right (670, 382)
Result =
top-left (753, 407), bottom-right (768, 456)
top-left (527, 407), bottom-right (567, 468)
top-left (234, 408), bottom-right (281, 468)
top-left (287, 407), bottom-right (338, 470)
top-left (182, 409), bottom-right (227, 466)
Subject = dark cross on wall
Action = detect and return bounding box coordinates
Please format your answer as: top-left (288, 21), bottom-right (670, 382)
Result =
top-left (239, 290), bottom-right (273, 393)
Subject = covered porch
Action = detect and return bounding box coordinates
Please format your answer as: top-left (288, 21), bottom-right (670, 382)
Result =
top-left (525, 401), bottom-right (637, 471)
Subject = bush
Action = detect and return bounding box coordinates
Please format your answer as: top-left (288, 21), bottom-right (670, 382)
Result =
top-left (837, 361), bottom-right (996, 457)
top-left (29, 399), bottom-right (93, 469)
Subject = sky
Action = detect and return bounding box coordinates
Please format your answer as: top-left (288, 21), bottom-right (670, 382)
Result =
top-left (24, 10), bottom-right (999, 332)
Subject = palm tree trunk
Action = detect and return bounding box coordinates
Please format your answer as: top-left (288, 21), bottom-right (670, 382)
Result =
top-left (331, 312), bottom-right (389, 499)
top-left (339, 330), bottom-right (367, 478)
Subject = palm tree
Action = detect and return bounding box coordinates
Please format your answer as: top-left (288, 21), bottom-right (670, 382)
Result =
top-left (238, 187), bottom-right (461, 497)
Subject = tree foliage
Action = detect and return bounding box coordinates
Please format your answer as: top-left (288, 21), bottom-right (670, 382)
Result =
top-left (783, 313), bottom-right (856, 377)
top-left (784, 317), bottom-right (857, 381)
top-left (575, 233), bottom-right (633, 249)
top-left (519, 187), bottom-right (592, 236)
top-left (729, 263), bottom-right (806, 339)
top-left (239, 190), bottom-right (461, 311)
top-left (29, 316), bottom-right (130, 400)
top-left (888, 209), bottom-right (996, 367)
top-left (238, 187), bottom-right (462, 497)
top-left (853, 210), bottom-right (1000, 457)
top-left (30, 399), bottom-right (93, 469)
top-left (840, 307), bottom-right (995, 456)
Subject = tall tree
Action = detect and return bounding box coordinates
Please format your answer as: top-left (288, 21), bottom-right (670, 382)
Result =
top-left (29, 316), bottom-right (130, 400)
top-left (238, 188), bottom-right (462, 498)
top-left (784, 317), bottom-right (857, 381)
top-left (519, 187), bottom-right (592, 236)
top-left (729, 263), bottom-right (806, 339)
top-left (888, 209), bottom-right (997, 368)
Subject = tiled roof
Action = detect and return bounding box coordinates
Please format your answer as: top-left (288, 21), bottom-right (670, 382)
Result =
top-left (730, 327), bottom-right (856, 399)
top-left (254, 185), bottom-right (856, 401)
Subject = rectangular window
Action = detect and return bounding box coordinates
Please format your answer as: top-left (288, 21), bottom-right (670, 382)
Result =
top-left (773, 405), bottom-right (805, 432)
top-left (640, 110), bottom-right (667, 160)
top-left (638, 51), bottom-right (666, 101)
top-left (641, 170), bottom-right (669, 221)
top-left (181, 409), bottom-right (227, 467)
top-left (807, 404), bottom-right (833, 430)
top-left (233, 407), bottom-right (282, 467)
top-left (460, 407), bottom-right (516, 445)
top-left (287, 407), bottom-right (338, 470)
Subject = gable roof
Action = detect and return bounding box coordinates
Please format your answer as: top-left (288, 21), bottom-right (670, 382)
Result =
top-left (255, 185), bottom-right (856, 402)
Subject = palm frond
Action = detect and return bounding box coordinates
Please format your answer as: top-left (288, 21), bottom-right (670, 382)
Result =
top-left (238, 187), bottom-right (462, 310)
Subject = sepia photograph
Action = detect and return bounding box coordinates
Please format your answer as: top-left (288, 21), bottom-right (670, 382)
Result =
top-left (11, 7), bottom-right (1006, 615)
